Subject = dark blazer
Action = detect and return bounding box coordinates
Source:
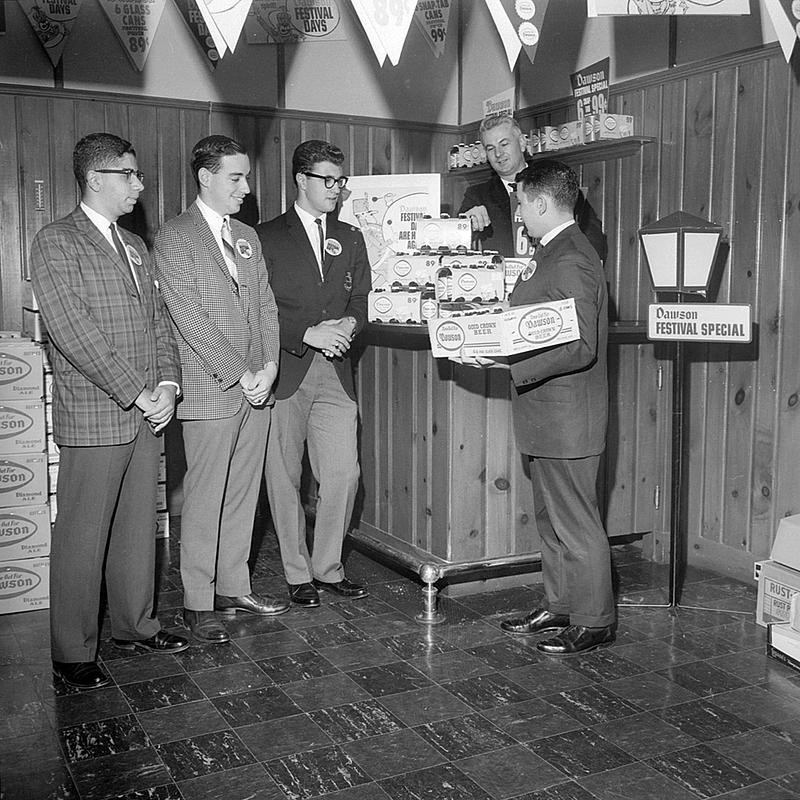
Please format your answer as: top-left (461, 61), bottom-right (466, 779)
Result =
top-left (29, 206), bottom-right (180, 446)
top-left (508, 223), bottom-right (608, 459)
top-left (255, 207), bottom-right (370, 401)
top-left (458, 171), bottom-right (607, 262)
top-left (154, 202), bottom-right (280, 420)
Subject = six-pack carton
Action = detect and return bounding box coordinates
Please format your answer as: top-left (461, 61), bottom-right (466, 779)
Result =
top-left (757, 514), bottom-right (800, 627)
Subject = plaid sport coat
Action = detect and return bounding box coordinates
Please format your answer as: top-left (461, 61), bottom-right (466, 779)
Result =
top-left (29, 206), bottom-right (181, 447)
top-left (153, 202), bottom-right (280, 420)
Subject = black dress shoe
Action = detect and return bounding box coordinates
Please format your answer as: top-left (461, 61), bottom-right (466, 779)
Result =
top-left (215, 592), bottom-right (290, 616)
top-left (183, 609), bottom-right (230, 643)
top-left (289, 582), bottom-right (320, 607)
top-left (52, 660), bottom-right (110, 690)
top-left (313, 578), bottom-right (369, 599)
top-left (536, 624), bottom-right (615, 656)
top-left (500, 608), bottom-right (570, 635)
top-left (112, 630), bottom-right (190, 653)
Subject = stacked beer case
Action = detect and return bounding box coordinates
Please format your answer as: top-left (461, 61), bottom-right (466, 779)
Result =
top-left (0, 332), bottom-right (50, 614)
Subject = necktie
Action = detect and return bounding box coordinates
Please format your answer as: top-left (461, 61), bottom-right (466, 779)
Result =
top-left (110, 223), bottom-right (140, 296)
top-left (220, 219), bottom-right (239, 293)
top-left (315, 218), bottom-right (325, 268)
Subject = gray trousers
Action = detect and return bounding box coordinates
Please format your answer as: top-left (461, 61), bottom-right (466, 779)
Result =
top-left (180, 402), bottom-right (270, 610)
top-left (266, 354), bottom-right (359, 585)
top-left (50, 422), bottom-right (161, 662)
top-left (531, 453), bottom-right (615, 628)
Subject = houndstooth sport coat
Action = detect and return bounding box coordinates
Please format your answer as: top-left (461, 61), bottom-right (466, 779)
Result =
top-left (153, 201), bottom-right (280, 420)
top-left (29, 206), bottom-right (181, 447)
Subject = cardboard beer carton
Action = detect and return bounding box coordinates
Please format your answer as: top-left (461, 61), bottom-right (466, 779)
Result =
top-left (369, 289), bottom-right (437, 325)
top-left (0, 557), bottom-right (49, 614)
top-left (428, 297), bottom-right (579, 359)
top-left (0, 401), bottom-right (46, 454)
top-left (0, 505), bottom-right (50, 561)
top-left (0, 454), bottom-right (48, 508)
top-left (583, 114), bottom-right (635, 142)
top-left (417, 216), bottom-right (472, 251)
top-left (435, 264), bottom-right (505, 303)
top-left (0, 341), bottom-right (44, 400)
top-left (377, 254), bottom-right (441, 290)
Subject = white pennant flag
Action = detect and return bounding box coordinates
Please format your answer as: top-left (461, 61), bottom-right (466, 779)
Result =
top-left (762, 0), bottom-right (798, 62)
top-left (198, 0), bottom-right (254, 52)
top-left (193, 0), bottom-right (229, 55)
top-left (351, 0), bottom-right (416, 66)
top-left (484, 0), bottom-right (522, 70)
top-left (413, 0), bottom-right (450, 58)
top-left (98, 0), bottom-right (168, 72)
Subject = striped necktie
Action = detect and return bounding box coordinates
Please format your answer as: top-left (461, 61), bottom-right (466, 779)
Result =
top-left (110, 223), bottom-right (140, 296)
top-left (221, 218), bottom-right (239, 293)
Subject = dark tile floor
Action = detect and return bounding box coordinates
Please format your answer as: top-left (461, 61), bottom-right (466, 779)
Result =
top-left (2, 523), bottom-right (800, 800)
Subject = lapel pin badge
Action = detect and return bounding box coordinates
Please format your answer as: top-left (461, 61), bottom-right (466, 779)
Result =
top-left (236, 239), bottom-right (253, 259)
top-left (520, 259), bottom-right (537, 281)
top-left (325, 238), bottom-right (342, 257)
top-left (127, 245), bottom-right (143, 266)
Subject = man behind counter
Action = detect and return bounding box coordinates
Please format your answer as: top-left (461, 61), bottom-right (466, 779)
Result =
top-left (458, 114), bottom-right (606, 262)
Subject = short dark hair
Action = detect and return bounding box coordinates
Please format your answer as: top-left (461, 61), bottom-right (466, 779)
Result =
top-left (292, 140), bottom-right (344, 185)
top-left (191, 135), bottom-right (247, 187)
top-left (73, 133), bottom-right (135, 194)
top-left (515, 160), bottom-right (579, 211)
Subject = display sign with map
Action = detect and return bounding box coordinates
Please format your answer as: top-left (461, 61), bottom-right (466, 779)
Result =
top-left (338, 174), bottom-right (441, 282)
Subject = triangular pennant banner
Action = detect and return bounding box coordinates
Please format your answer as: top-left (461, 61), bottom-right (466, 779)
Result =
top-left (197, 0), bottom-right (252, 52)
top-left (413, 0), bottom-right (450, 58)
top-left (351, 0), bottom-right (415, 66)
top-left (763, 0), bottom-right (799, 62)
top-left (98, 0), bottom-right (168, 72)
top-left (485, 0), bottom-right (549, 68)
top-left (191, 0), bottom-right (228, 55)
top-left (173, 0), bottom-right (221, 68)
top-left (245, 0), bottom-right (347, 43)
top-left (18, 0), bottom-right (83, 68)
top-left (484, 0), bottom-right (522, 70)
top-left (351, 0), bottom-right (387, 65)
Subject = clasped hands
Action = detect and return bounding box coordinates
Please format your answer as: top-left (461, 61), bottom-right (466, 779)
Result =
top-left (304, 318), bottom-right (355, 360)
top-left (135, 384), bottom-right (177, 433)
top-left (240, 362), bottom-right (278, 407)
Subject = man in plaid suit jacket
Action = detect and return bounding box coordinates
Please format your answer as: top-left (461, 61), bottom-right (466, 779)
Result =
top-left (30, 133), bottom-right (188, 691)
top-left (154, 135), bottom-right (289, 643)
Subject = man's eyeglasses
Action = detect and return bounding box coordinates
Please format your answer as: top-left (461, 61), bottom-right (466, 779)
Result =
top-left (303, 172), bottom-right (348, 189)
top-left (94, 168), bottom-right (145, 183)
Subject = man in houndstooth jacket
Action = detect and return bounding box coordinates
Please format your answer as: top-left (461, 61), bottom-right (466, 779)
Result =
top-left (154, 135), bottom-right (289, 644)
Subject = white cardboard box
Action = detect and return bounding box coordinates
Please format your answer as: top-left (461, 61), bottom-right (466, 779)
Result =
top-left (0, 505), bottom-right (51, 561)
top-left (428, 297), bottom-right (579, 359)
top-left (756, 560), bottom-right (800, 627)
top-left (0, 557), bottom-right (49, 614)
top-left (767, 622), bottom-right (800, 672)
top-left (0, 401), bottom-right (46, 454)
top-left (369, 290), bottom-right (436, 324)
top-left (0, 454), bottom-right (48, 507)
top-left (0, 342), bottom-right (43, 400)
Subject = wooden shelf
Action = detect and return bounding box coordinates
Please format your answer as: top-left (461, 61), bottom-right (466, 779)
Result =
top-left (445, 136), bottom-right (657, 181)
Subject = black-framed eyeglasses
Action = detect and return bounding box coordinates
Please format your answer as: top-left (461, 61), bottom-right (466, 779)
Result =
top-left (94, 168), bottom-right (145, 183)
top-left (303, 172), bottom-right (348, 189)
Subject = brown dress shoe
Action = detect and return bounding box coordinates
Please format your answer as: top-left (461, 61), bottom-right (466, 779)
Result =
top-left (536, 624), bottom-right (615, 656)
top-left (52, 660), bottom-right (110, 690)
top-left (288, 582), bottom-right (321, 607)
top-left (500, 608), bottom-right (570, 635)
top-left (183, 609), bottom-right (230, 643)
top-left (215, 592), bottom-right (290, 616)
top-left (112, 630), bottom-right (190, 653)
top-left (312, 578), bottom-right (369, 598)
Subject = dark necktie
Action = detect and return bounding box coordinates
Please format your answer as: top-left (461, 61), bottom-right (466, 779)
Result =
top-left (221, 219), bottom-right (239, 294)
top-left (315, 218), bottom-right (325, 267)
top-left (110, 223), bottom-right (140, 296)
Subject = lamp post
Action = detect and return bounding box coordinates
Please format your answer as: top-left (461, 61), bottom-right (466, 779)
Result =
top-left (638, 212), bottom-right (730, 608)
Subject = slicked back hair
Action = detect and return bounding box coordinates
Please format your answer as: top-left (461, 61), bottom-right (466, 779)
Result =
top-left (191, 135), bottom-right (247, 188)
top-left (515, 160), bottom-right (579, 212)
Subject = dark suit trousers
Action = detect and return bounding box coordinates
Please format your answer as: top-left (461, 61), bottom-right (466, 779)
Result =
top-left (530, 454), bottom-right (615, 628)
top-left (50, 421), bottom-right (161, 662)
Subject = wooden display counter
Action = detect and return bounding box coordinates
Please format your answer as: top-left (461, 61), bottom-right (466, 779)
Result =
top-left (351, 320), bottom-right (669, 592)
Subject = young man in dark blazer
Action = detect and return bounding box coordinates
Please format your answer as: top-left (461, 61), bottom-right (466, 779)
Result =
top-left (459, 160), bottom-right (615, 655)
top-left (155, 135), bottom-right (289, 643)
top-left (256, 140), bottom-right (371, 608)
top-left (30, 133), bottom-right (188, 690)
